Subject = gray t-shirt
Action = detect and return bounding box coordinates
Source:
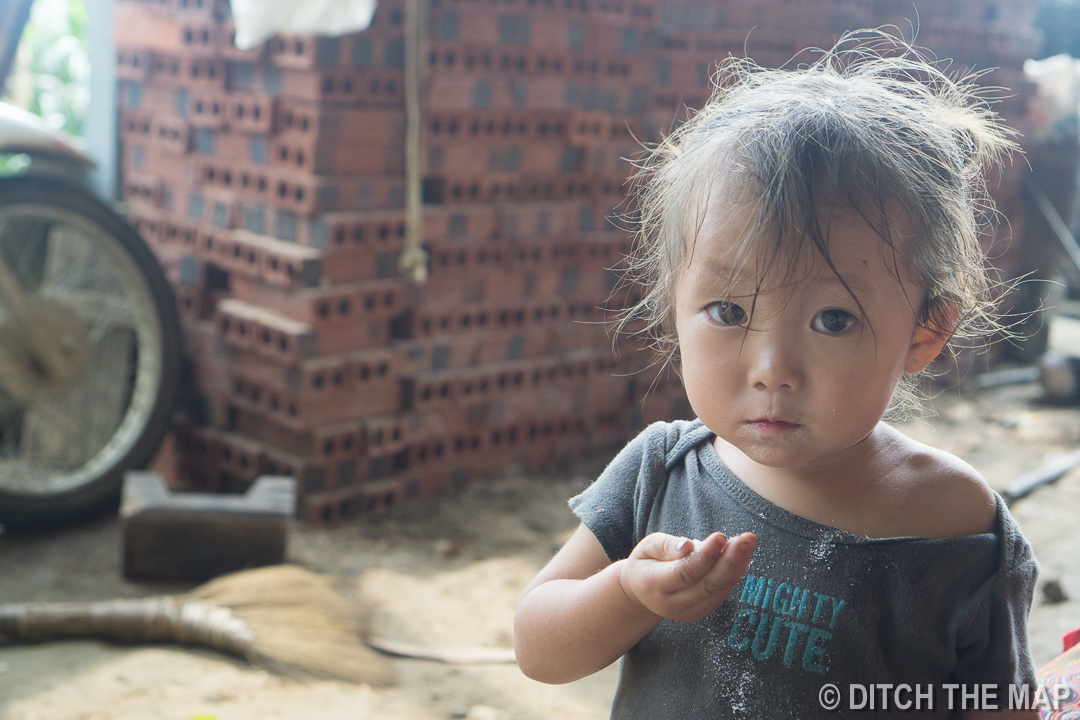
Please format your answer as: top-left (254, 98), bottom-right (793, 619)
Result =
top-left (569, 420), bottom-right (1038, 719)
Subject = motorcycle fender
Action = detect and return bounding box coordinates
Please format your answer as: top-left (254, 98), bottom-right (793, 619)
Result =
top-left (0, 101), bottom-right (96, 170)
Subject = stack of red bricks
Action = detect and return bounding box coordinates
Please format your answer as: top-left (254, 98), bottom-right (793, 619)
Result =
top-left (116, 0), bottom-right (1040, 523)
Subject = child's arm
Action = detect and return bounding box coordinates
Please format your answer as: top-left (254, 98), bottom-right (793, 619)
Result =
top-left (514, 522), bottom-right (756, 684)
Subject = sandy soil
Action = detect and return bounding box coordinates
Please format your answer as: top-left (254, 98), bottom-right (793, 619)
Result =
top-left (3, 353), bottom-right (1080, 719)
top-left (0, 469), bottom-right (619, 720)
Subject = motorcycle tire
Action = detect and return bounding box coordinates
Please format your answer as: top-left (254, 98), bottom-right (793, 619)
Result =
top-left (0, 175), bottom-right (182, 530)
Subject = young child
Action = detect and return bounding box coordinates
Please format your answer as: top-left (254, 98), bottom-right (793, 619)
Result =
top-left (514, 34), bottom-right (1039, 719)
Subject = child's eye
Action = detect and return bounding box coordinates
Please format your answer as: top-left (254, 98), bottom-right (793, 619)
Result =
top-left (811, 308), bottom-right (858, 335)
top-left (706, 302), bottom-right (748, 327)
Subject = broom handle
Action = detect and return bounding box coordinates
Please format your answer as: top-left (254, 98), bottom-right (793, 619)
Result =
top-left (0, 597), bottom-right (253, 656)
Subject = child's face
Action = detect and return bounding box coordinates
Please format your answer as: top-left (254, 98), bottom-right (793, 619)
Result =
top-left (674, 197), bottom-right (947, 472)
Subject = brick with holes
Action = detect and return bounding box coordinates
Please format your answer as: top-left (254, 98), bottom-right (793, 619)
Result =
top-left (222, 347), bottom-right (404, 429)
top-left (199, 230), bottom-right (322, 289)
top-left (227, 275), bottom-right (415, 354)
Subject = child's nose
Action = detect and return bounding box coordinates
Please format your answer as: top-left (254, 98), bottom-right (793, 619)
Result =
top-left (746, 334), bottom-right (802, 391)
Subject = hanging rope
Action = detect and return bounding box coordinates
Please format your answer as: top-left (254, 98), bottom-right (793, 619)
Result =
top-left (399, 0), bottom-right (429, 284)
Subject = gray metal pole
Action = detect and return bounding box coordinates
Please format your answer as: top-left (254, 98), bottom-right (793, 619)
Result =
top-left (84, 0), bottom-right (117, 200)
top-left (0, 0), bottom-right (34, 93)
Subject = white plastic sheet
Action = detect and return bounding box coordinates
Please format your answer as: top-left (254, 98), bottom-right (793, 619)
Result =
top-left (1024, 54), bottom-right (1080, 142)
top-left (230, 0), bottom-right (378, 50)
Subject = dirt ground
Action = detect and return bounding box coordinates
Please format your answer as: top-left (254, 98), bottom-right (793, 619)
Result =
top-left (3, 324), bottom-right (1080, 720)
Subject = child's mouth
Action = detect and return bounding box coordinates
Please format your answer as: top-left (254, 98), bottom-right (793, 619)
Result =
top-left (745, 418), bottom-right (801, 433)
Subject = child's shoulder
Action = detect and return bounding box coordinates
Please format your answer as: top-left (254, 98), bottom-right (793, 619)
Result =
top-left (880, 424), bottom-right (998, 540)
top-left (628, 419), bottom-right (710, 461)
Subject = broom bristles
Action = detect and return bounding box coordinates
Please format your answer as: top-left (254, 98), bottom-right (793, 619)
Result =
top-left (0, 565), bottom-right (395, 687)
top-left (186, 565), bottom-right (396, 686)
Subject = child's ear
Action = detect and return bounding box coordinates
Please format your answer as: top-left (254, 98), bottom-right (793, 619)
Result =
top-left (904, 300), bottom-right (958, 374)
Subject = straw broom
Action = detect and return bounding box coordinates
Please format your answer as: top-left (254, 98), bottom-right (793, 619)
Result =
top-left (0, 564), bottom-right (396, 686)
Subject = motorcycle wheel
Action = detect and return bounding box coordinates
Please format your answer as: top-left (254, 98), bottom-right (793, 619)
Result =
top-left (0, 175), bottom-right (181, 529)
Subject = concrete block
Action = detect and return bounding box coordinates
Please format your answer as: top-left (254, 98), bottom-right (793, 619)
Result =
top-left (121, 471), bottom-right (295, 582)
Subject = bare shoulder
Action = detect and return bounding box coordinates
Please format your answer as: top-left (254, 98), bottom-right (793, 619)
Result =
top-left (882, 425), bottom-right (998, 539)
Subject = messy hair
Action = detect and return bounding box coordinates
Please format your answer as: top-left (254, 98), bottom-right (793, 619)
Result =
top-left (616, 31), bottom-right (1017, 414)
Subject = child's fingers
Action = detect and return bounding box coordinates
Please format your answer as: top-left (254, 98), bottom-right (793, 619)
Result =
top-left (673, 536), bottom-right (695, 560)
top-left (660, 533), bottom-right (757, 622)
top-left (694, 532), bottom-right (727, 557)
top-left (696, 532), bottom-right (757, 598)
top-left (633, 532), bottom-right (695, 562)
top-left (660, 532), bottom-right (727, 591)
top-left (624, 532), bottom-right (755, 620)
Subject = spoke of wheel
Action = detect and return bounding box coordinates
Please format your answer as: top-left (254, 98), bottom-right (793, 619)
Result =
top-left (22, 401), bottom-right (82, 445)
top-left (0, 218), bottom-right (46, 293)
top-left (0, 195), bottom-right (166, 498)
top-left (42, 239), bottom-right (109, 293)
top-left (0, 246), bottom-right (31, 322)
top-left (86, 294), bottom-right (136, 345)
top-left (12, 220), bottom-right (44, 284)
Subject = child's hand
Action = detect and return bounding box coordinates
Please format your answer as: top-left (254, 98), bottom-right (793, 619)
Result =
top-left (618, 531), bottom-right (757, 623)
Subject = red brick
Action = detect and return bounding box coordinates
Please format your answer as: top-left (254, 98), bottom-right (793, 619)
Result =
top-left (199, 228), bottom-right (321, 289)
top-left (217, 298), bottom-right (317, 363)
top-left (177, 19), bottom-right (227, 57)
top-left (224, 275), bottom-right (414, 353)
top-left (116, 47), bottom-right (154, 81)
top-left (150, 114), bottom-right (192, 154)
top-left (228, 406), bottom-right (367, 465)
top-left (270, 129), bottom-right (404, 176)
top-left (266, 31), bottom-right (405, 72)
top-left (273, 66), bottom-right (405, 107)
top-left (195, 160), bottom-right (405, 216)
top-left (431, 171), bottom-right (630, 205)
top-left (221, 346), bottom-right (404, 428)
top-left (300, 478), bottom-right (406, 525)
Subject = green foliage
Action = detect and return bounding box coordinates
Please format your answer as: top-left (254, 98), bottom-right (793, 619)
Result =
top-left (0, 154), bottom-right (31, 177)
top-left (13, 0), bottom-right (90, 137)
